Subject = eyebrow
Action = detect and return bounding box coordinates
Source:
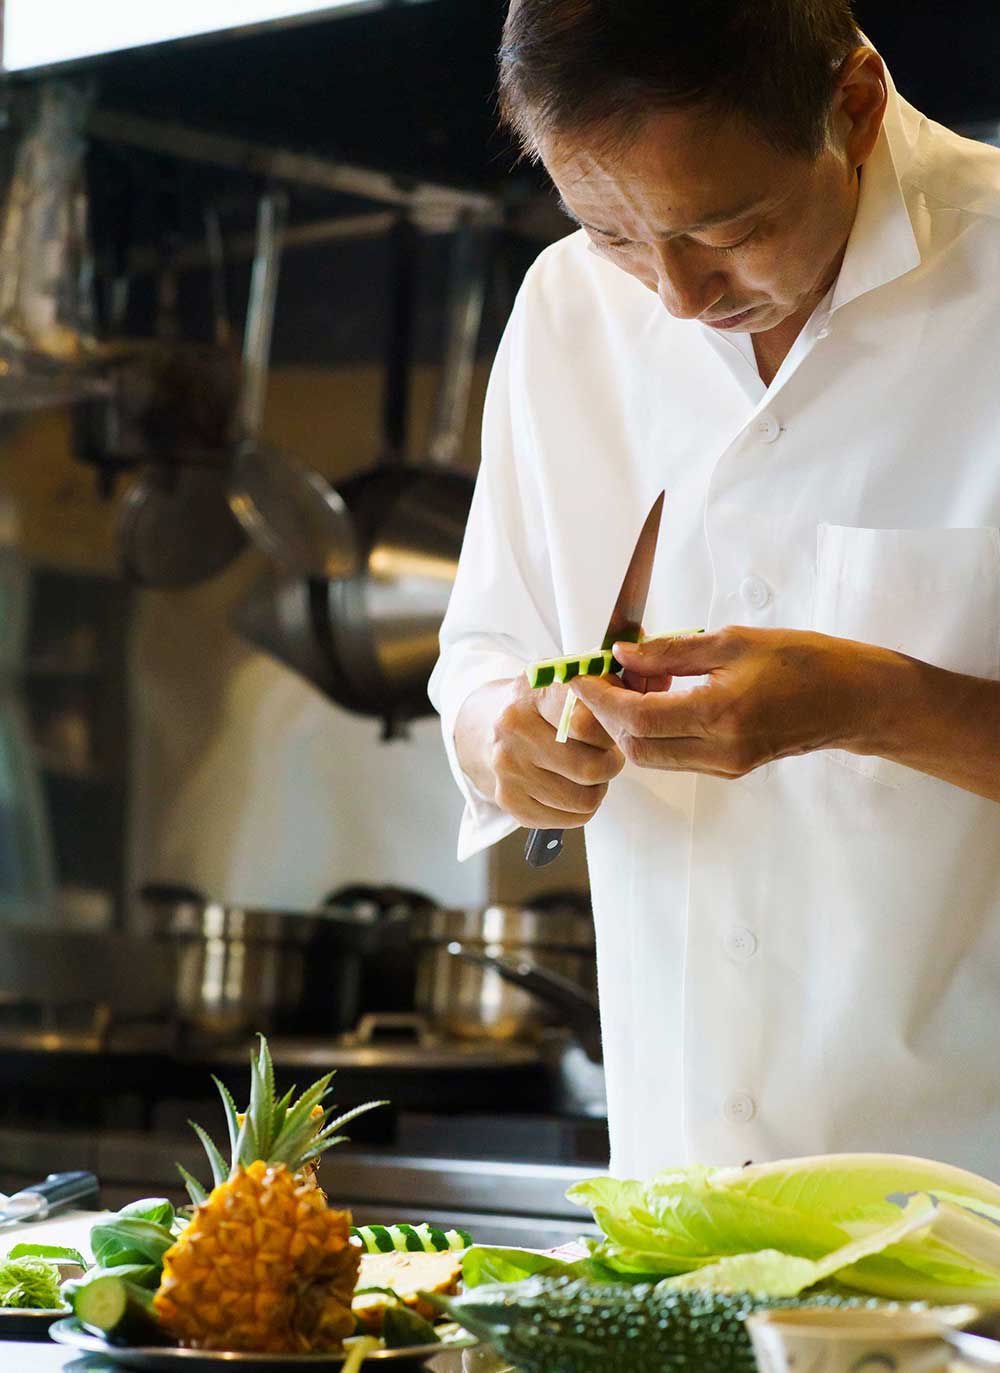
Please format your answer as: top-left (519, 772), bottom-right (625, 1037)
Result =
top-left (556, 193), bottom-right (764, 237)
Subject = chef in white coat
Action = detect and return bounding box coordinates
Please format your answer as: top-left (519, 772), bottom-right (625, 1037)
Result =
top-left (429, 0), bottom-right (1000, 1179)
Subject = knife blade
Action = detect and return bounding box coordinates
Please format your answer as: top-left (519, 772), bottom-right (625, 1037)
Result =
top-left (525, 490), bottom-right (666, 868)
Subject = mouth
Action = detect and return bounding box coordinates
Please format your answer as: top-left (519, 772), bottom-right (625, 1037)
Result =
top-left (702, 306), bottom-right (759, 329)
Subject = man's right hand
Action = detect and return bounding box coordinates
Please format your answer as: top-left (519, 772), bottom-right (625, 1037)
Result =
top-left (455, 676), bottom-right (625, 829)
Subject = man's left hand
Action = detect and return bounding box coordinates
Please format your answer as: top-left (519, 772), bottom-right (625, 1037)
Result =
top-left (571, 626), bottom-right (891, 778)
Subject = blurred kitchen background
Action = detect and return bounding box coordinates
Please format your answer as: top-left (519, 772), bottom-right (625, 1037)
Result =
top-left (0, 0), bottom-right (998, 1243)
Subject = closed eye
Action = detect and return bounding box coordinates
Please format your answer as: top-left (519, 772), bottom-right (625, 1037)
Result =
top-left (711, 227), bottom-right (759, 255)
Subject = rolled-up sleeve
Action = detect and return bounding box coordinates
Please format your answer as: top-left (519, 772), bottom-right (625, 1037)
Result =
top-left (428, 278), bottom-right (561, 861)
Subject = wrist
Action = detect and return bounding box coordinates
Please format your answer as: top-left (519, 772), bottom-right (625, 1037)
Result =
top-left (454, 678), bottom-right (515, 802)
top-left (838, 641), bottom-right (925, 759)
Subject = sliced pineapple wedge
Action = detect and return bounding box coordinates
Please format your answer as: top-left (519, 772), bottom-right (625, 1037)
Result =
top-left (352, 1250), bottom-right (463, 1332)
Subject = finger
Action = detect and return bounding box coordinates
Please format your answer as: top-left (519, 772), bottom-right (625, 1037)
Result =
top-left (620, 734), bottom-right (741, 774)
top-left (613, 629), bottom-right (737, 678)
top-left (495, 706), bottom-right (624, 786)
top-left (535, 738), bottom-right (625, 785)
top-left (572, 674), bottom-right (709, 741)
top-left (526, 766), bottom-right (609, 815)
top-left (493, 783), bottom-right (595, 830)
top-left (622, 669), bottom-right (673, 693)
top-left (534, 684), bottom-right (618, 749)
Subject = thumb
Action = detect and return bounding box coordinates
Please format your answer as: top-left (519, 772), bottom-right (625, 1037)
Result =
top-left (614, 630), bottom-right (726, 678)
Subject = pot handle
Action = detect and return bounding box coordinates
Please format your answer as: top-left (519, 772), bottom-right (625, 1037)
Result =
top-left (446, 943), bottom-right (602, 1062)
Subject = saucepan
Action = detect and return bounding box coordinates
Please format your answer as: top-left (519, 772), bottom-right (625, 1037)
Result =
top-left (139, 883), bottom-right (382, 1038)
top-left (410, 895), bottom-right (599, 1052)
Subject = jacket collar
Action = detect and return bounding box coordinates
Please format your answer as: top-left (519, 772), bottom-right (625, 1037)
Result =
top-left (829, 56), bottom-right (923, 315)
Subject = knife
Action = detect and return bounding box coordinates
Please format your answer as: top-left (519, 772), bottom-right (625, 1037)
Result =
top-left (0, 1170), bottom-right (99, 1226)
top-left (525, 489), bottom-right (666, 867)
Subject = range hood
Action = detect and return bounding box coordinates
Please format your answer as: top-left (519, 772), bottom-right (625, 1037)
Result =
top-left (2, 0), bottom-right (394, 74)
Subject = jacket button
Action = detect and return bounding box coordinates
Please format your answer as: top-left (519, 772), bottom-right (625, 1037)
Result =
top-left (724, 927), bottom-right (759, 962)
top-left (754, 414), bottom-right (781, 443)
top-left (723, 1092), bottom-right (757, 1124)
top-left (740, 575), bottom-right (772, 610)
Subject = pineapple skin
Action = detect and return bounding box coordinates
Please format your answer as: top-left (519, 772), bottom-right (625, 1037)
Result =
top-left (154, 1160), bottom-right (361, 1353)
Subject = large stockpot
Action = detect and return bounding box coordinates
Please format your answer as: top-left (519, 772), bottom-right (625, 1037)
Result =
top-left (411, 902), bottom-right (596, 1044)
top-left (140, 884), bottom-right (378, 1038)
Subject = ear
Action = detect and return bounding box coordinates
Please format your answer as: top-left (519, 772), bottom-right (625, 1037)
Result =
top-left (831, 46), bottom-right (888, 170)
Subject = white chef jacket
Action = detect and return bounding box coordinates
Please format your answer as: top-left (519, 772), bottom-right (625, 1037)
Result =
top-left (429, 64), bottom-right (1000, 1181)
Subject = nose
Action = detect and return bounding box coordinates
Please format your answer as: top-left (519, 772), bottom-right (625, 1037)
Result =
top-left (651, 242), bottom-right (724, 320)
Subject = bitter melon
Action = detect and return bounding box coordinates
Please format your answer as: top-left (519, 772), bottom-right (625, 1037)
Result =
top-left (436, 1275), bottom-right (888, 1373)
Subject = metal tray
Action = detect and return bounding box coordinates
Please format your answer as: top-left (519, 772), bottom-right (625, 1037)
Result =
top-left (51, 1318), bottom-right (479, 1370)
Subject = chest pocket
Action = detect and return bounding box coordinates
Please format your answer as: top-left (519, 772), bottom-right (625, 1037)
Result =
top-left (812, 524), bottom-right (1000, 787)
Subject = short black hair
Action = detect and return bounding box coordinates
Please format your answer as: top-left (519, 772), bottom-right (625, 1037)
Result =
top-left (499, 0), bottom-right (862, 160)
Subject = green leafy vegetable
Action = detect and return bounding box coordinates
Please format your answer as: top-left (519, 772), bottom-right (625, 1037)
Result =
top-left (90, 1215), bottom-right (174, 1269)
top-left (0, 1256), bottom-right (64, 1310)
top-left (462, 1246), bottom-right (595, 1289)
top-left (564, 1153), bottom-right (1000, 1302)
top-left (117, 1198), bottom-right (175, 1230)
top-left (381, 1304), bottom-right (440, 1348)
top-left (7, 1242), bottom-right (85, 1266)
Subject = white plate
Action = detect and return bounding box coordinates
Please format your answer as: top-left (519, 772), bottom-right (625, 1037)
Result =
top-left (50, 1318), bottom-right (477, 1370)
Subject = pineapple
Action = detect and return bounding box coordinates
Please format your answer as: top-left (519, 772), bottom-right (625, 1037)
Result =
top-left (154, 1036), bottom-right (384, 1353)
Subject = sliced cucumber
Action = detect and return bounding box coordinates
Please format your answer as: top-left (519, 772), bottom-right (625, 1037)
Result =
top-left (352, 1224), bottom-right (472, 1255)
top-left (525, 651), bottom-right (619, 689)
top-left (70, 1274), bottom-right (129, 1334)
top-left (65, 1270), bottom-right (163, 1344)
top-left (526, 630), bottom-right (706, 691)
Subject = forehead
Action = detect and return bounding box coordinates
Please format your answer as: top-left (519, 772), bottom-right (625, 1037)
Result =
top-left (541, 108), bottom-right (796, 233)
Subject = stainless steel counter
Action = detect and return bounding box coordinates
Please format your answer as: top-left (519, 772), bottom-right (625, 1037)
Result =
top-left (0, 1126), bottom-right (602, 1249)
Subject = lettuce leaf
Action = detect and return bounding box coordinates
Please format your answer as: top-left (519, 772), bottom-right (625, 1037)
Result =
top-left (659, 1194), bottom-right (938, 1296)
top-left (568, 1154), bottom-right (1000, 1302)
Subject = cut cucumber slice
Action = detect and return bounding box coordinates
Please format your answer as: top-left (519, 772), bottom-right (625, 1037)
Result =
top-left (352, 1223), bottom-right (472, 1254)
top-left (525, 650), bottom-right (619, 689)
top-left (526, 630), bottom-right (706, 691)
top-left (71, 1274), bottom-right (129, 1335)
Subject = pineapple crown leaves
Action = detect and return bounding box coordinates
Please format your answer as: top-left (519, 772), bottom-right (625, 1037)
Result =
top-left (179, 1034), bottom-right (386, 1204)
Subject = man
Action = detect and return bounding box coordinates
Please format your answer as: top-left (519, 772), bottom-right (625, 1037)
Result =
top-left (429, 0), bottom-right (1000, 1179)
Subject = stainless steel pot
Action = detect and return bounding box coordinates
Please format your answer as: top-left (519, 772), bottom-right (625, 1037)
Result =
top-left (140, 883), bottom-right (377, 1038)
top-left (411, 901), bottom-right (596, 1045)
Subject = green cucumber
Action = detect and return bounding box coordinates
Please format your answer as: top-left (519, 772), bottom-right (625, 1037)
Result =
top-left (352, 1223), bottom-right (472, 1254)
top-left (70, 1273), bottom-right (129, 1334)
top-left (525, 651), bottom-right (620, 689)
top-left (526, 630), bottom-right (706, 692)
top-left (65, 1270), bottom-right (167, 1346)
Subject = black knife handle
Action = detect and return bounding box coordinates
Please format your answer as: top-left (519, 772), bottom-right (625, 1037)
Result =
top-left (14, 1171), bottom-right (100, 1216)
top-left (525, 828), bottom-right (565, 867)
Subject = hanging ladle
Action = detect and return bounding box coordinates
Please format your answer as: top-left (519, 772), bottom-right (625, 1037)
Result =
top-left (227, 191), bottom-right (358, 582)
